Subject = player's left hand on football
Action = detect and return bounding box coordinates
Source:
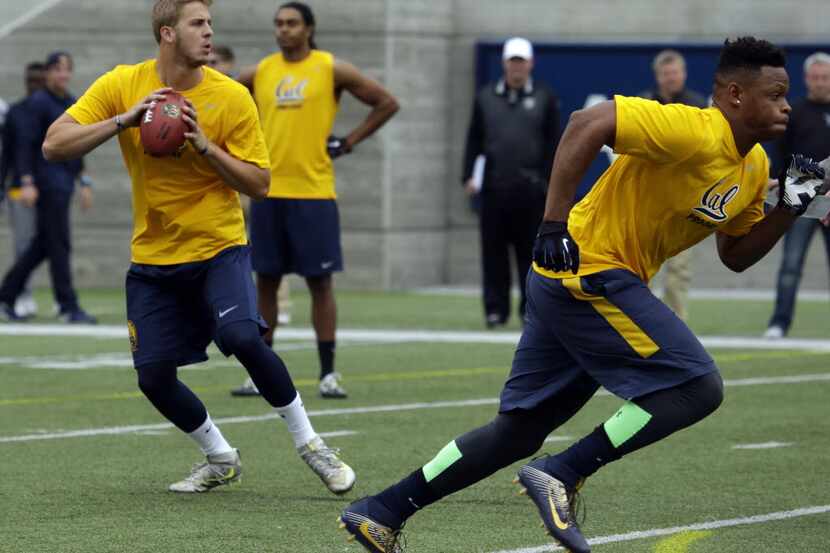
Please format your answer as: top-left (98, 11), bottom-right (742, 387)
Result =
top-left (777, 154), bottom-right (826, 216)
top-left (533, 220), bottom-right (580, 274)
top-left (326, 135), bottom-right (352, 160)
top-left (182, 100), bottom-right (210, 155)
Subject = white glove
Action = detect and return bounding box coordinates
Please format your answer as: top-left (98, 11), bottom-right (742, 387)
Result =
top-left (777, 154), bottom-right (826, 215)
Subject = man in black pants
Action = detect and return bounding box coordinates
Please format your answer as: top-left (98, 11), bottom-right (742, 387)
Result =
top-left (764, 51), bottom-right (830, 339)
top-left (462, 37), bottom-right (560, 328)
top-left (340, 37), bottom-right (819, 553)
top-left (0, 52), bottom-right (95, 323)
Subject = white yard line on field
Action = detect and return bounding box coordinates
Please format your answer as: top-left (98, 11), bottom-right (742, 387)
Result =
top-left (488, 505), bottom-right (830, 553)
top-left (4, 324), bottom-right (830, 351)
top-left (0, 0), bottom-right (66, 40)
top-left (732, 442), bottom-right (794, 450)
top-left (2, 372), bottom-right (829, 444)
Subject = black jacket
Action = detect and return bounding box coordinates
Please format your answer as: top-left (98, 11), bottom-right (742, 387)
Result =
top-left (775, 98), bottom-right (830, 174)
top-left (462, 78), bottom-right (560, 195)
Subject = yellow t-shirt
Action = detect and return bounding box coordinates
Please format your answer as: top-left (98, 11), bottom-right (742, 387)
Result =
top-left (535, 95), bottom-right (769, 283)
top-left (65, 60), bottom-right (270, 265)
top-left (254, 50), bottom-right (338, 199)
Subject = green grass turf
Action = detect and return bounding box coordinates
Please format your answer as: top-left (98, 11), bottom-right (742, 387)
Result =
top-left (1, 289), bottom-right (829, 552)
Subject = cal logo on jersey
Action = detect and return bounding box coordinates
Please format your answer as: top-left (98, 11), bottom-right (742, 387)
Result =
top-left (692, 180), bottom-right (740, 222)
top-left (275, 76), bottom-right (308, 109)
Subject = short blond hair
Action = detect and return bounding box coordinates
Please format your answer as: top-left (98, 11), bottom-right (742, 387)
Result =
top-left (152, 0), bottom-right (212, 44)
top-left (652, 49), bottom-right (686, 72)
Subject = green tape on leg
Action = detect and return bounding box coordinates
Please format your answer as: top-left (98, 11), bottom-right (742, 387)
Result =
top-left (603, 402), bottom-right (653, 448)
top-left (422, 440), bottom-right (463, 482)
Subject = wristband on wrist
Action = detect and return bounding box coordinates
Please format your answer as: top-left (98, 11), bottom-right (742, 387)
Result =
top-left (114, 114), bottom-right (125, 133)
top-left (198, 142), bottom-right (209, 156)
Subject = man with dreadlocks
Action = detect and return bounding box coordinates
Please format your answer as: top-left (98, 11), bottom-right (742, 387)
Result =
top-left (234, 1), bottom-right (399, 400)
top-left (338, 36), bottom-right (826, 553)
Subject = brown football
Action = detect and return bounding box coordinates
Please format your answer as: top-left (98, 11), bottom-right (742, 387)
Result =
top-left (140, 92), bottom-right (187, 157)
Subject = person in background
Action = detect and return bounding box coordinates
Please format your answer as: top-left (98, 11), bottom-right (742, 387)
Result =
top-left (235, 1), bottom-right (399, 398)
top-left (764, 52), bottom-right (830, 339)
top-left (639, 49), bottom-right (708, 322)
top-left (462, 37), bottom-right (560, 329)
top-left (0, 52), bottom-right (95, 323)
top-left (0, 62), bottom-right (46, 318)
top-left (207, 44), bottom-right (237, 77)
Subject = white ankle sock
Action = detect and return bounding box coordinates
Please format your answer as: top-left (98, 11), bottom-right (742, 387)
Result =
top-left (188, 415), bottom-right (233, 456)
top-left (275, 393), bottom-right (317, 448)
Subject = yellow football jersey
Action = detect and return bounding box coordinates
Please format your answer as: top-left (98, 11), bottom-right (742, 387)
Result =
top-left (253, 50), bottom-right (338, 199)
top-left (535, 95), bottom-right (769, 283)
top-left (66, 60), bottom-right (270, 265)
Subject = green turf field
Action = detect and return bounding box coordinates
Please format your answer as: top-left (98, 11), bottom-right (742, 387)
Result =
top-left (2, 288), bottom-right (829, 552)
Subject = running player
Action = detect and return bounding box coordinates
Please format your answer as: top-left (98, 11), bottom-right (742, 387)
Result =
top-left (339, 37), bottom-right (823, 553)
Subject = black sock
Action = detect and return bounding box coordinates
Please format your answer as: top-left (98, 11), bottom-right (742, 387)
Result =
top-left (547, 425), bottom-right (620, 487)
top-left (376, 469), bottom-right (439, 522)
top-left (318, 340), bottom-right (335, 378)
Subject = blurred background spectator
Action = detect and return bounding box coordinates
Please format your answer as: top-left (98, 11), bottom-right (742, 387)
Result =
top-left (764, 51), bottom-right (830, 339)
top-left (639, 49), bottom-right (707, 322)
top-left (462, 37), bottom-right (560, 328)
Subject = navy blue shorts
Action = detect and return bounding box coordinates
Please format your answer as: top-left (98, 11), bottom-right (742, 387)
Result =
top-left (249, 198), bottom-right (343, 277)
top-left (500, 269), bottom-right (717, 412)
top-left (125, 245), bottom-right (267, 369)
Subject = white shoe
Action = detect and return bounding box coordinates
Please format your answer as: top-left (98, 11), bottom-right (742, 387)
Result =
top-left (319, 372), bottom-right (348, 399)
top-left (763, 325), bottom-right (785, 340)
top-left (14, 295), bottom-right (37, 318)
top-left (168, 449), bottom-right (242, 493)
top-left (298, 435), bottom-right (355, 494)
top-left (230, 377), bottom-right (260, 397)
top-left (277, 312), bottom-right (292, 325)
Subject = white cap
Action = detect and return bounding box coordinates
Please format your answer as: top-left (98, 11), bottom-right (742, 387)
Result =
top-left (502, 37), bottom-right (533, 61)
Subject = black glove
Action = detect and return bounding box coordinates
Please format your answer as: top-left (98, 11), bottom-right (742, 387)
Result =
top-left (776, 154), bottom-right (826, 215)
top-left (533, 221), bottom-right (580, 274)
top-left (326, 135), bottom-right (351, 160)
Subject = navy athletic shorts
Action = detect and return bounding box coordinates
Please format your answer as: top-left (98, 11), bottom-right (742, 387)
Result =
top-left (249, 198), bottom-right (343, 278)
top-left (125, 245), bottom-right (267, 369)
top-left (500, 268), bottom-right (717, 412)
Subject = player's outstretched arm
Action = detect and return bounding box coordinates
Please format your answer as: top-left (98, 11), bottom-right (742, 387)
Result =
top-left (43, 88), bottom-right (171, 162)
top-left (715, 210), bottom-right (795, 272)
top-left (542, 100), bottom-right (616, 223)
top-left (333, 59), bottom-right (400, 152)
top-left (716, 155), bottom-right (827, 272)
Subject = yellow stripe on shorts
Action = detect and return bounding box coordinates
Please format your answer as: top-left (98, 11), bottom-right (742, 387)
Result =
top-left (561, 277), bottom-right (659, 358)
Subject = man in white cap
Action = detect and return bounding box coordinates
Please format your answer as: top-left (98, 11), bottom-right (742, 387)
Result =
top-left (462, 36), bottom-right (561, 329)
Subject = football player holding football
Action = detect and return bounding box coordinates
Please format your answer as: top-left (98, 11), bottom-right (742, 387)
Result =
top-left (42, 0), bottom-right (355, 496)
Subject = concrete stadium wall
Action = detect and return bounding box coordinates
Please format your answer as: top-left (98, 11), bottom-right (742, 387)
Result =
top-left (1, 0), bottom-right (829, 294)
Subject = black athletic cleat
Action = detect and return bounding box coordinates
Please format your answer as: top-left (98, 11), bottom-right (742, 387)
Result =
top-left (339, 496), bottom-right (405, 553)
top-left (0, 302), bottom-right (27, 322)
top-left (515, 457), bottom-right (590, 553)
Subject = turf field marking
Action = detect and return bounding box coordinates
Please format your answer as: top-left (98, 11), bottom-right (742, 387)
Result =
top-left (3, 369), bottom-right (830, 441)
top-left (543, 436), bottom-right (573, 444)
top-left (0, 424), bottom-right (357, 444)
top-left (653, 530), bottom-right (712, 553)
top-left (489, 505), bottom-right (830, 553)
top-left (732, 441), bottom-right (793, 450)
top-left (0, 0), bottom-right (66, 39)
top-left (6, 323), bottom-right (830, 352)
top-left (2, 371), bottom-right (830, 408)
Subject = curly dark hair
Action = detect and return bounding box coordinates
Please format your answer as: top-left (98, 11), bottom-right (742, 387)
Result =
top-left (716, 37), bottom-right (786, 76)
